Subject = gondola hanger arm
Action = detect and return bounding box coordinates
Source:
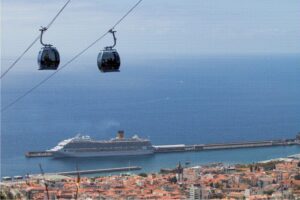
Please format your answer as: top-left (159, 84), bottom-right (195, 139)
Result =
top-left (106, 29), bottom-right (117, 49)
top-left (39, 26), bottom-right (52, 47)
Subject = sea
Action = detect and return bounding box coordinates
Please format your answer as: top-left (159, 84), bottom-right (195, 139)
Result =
top-left (1, 54), bottom-right (300, 177)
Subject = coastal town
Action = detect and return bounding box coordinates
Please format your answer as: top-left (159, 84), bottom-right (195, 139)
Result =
top-left (2, 0), bottom-right (300, 200)
top-left (1, 155), bottom-right (300, 200)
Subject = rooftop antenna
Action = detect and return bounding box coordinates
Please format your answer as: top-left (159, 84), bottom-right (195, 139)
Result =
top-left (75, 164), bottom-right (81, 200)
top-left (39, 163), bottom-right (50, 200)
top-left (25, 173), bottom-right (30, 186)
top-left (128, 160), bottom-right (131, 174)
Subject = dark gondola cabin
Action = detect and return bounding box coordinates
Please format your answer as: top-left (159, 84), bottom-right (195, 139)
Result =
top-left (38, 46), bottom-right (60, 70)
top-left (97, 48), bottom-right (120, 72)
top-left (97, 29), bottom-right (120, 73)
top-left (37, 26), bottom-right (60, 70)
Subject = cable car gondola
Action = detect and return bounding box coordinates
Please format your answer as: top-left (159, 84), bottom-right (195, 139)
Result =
top-left (37, 27), bottom-right (60, 70)
top-left (97, 29), bottom-right (120, 73)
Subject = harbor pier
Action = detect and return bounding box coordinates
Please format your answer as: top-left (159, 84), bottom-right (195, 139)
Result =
top-left (153, 139), bottom-right (299, 153)
top-left (25, 134), bottom-right (300, 158)
top-left (25, 151), bottom-right (53, 157)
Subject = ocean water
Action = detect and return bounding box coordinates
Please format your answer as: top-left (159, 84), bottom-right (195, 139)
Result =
top-left (1, 54), bottom-right (300, 176)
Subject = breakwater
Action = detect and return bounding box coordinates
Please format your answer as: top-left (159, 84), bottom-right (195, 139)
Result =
top-left (2, 167), bottom-right (142, 181)
top-left (56, 166), bottom-right (142, 175)
top-left (153, 139), bottom-right (299, 153)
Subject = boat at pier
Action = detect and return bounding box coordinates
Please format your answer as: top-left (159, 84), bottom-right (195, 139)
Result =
top-left (48, 131), bottom-right (154, 158)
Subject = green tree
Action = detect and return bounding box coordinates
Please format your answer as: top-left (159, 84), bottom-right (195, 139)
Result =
top-left (168, 176), bottom-right (177, 184)
top-left (0, 191), bottom-right (7, 200)
top-left (294, 174), bottom-right (300, 180)
top-left (138, 173), bottom-right (148, 177)
top-left (263, 190), bottom-right (274, 195)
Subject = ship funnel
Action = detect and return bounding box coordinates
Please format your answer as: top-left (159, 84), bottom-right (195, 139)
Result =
top-left (117, 130), bottom-right (124, 139)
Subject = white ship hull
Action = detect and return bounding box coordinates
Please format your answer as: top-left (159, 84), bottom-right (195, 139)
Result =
top-left (51, 149), bottom-right (154, 158)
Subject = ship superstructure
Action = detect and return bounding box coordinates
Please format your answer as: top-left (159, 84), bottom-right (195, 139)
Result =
top-left (48, 131), bottom-right (154, 157)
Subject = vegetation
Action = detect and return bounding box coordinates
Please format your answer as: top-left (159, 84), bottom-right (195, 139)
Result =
top-left (256, 161), bottom-right (282, 171)
top-left (263, 190), bottom-right (274, 195)
top-left (294, 174), bottom-right (300, 180)
top-left (210, 193), bottom-right (224, 199)
top-left (237, 161), bottom-right (283, 172)
top-left (0, 191), bottom-right (7, 200)
top-left (90, 177), bottom-right (96, 182)
top-left (138, 173), bottom-right (148, 177)
top-left (235, 164), bottom-right (250, 168)
top-left (168, 176), bottom-right (177, 184)
top-left (0, 190), bottom-right (14, 200)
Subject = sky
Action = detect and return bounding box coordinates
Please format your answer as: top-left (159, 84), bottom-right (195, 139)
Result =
top-left (1, 0), bottom-right (300, 61)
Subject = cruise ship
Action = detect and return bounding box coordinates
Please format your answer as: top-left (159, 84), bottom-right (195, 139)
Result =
top-left (48, 131), bottom-right (154, 158)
